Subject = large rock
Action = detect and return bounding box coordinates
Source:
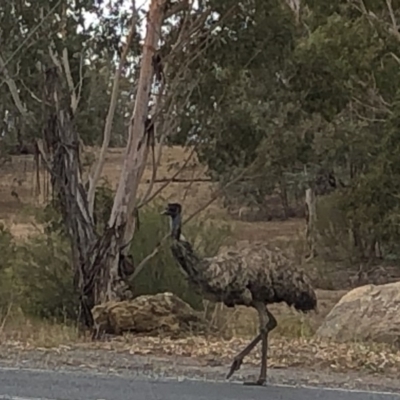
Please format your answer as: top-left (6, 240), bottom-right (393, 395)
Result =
top-left (316, 282), bottom-right (400, 345)
top-left (92, 292), bottom-right (206, 337)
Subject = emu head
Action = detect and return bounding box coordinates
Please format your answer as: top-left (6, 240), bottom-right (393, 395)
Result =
top-left (161, 202), bottom-right (182, 239)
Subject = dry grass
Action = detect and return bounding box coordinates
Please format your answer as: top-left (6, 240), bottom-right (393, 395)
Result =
top-left (0, 146), bottom-right (305, 243)
top-left (2, 291), bottom-right (399, 375)
top-left (1, 325), bottom-right (400, 375)
top-left (0, 290), bottom-right (344, 348)
top-left (0, 316), bottom-right (82, 348)
top-left (93, 335), bottom-right (400, 374)
top-left (202, 289), bottom-right (346, 339)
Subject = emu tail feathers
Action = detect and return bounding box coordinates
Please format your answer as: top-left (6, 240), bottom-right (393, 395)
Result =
top-left (272, 269), bottom-right (317, 312)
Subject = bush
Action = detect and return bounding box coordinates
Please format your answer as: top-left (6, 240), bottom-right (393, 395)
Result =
top-left (0, 186), bottom-right (232, 321)
top-left (12, 232), bottom-right (78, 321)
top-left (0, 223), bottom-right (16, 271)
top-left (313, 192), bottom-right (354, 262)
top-left (0, 224), bottom-right (17, 318)
top-left (308, 190), bottom-right (400, 289)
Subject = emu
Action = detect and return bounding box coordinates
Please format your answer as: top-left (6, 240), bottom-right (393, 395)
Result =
top-left (161, 202), bottom-right (317, 386)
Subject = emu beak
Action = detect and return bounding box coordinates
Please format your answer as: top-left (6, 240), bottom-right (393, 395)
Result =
top-left (160, 209), bottom-right (168, 215)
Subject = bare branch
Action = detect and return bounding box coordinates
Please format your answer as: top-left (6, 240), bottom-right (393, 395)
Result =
top-left (76, 51), bottom-right (85, 108)
top-left (385, 0), bottom-right (400, 41)
top-left (357, 0), bottom-right (400, 42)
top-left (132, 162), bottom-right (256, 279)
top-left (0, 0), bottom-right (62, 69)
top-left (109, 0), bottom-right (168, 244)
top-left (135, 24), bottom-right (230, 204)
top-left (87, 6), bottom-right (139, 216)
top-left (165, 0), bottom-right (189, 19)
top-left (181, 165), bottom-right (207, 202)
top-left (48, 45), bottom-right (63, 71)
top-left (35, 139), bottom-right (53, 173)
top-left (351, 95), bottom-right (392, 115)
top-left (20, 79), bottom-right (43, 104)
top-left (62, 47), bottom-right (79, 113)
top-left (284, 0), bottom-right (301, 24)
top-left (137, 57), bottom-right (172, 207)
top-left (138, 145), bottom-right (197, 208)
top-left (0, 53), bottom-right (30, 119)
top-left (389, 51), bottom-right (400, 66)
top-left (136, 5), bottom-right (236, 207)
top-left (149, 176), bottom-right (211, 183)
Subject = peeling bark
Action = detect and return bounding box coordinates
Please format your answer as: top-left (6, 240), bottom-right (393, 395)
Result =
top-left (42, 67), bottom-right (134, 328)
top-left (97, 0), bottom-right (168, 305)
top-left (43, 66), bottom-right (97, 327)
top-left (41, 0), bottom-right (182, 329)
top-left (305, 188), bottom-right (317, 261)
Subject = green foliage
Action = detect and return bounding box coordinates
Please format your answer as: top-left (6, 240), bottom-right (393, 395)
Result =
top-left (4, 0), bottom-right (400, 292)
top-left (165, 0), bottom-right (400, 264)
top-left (0, 224), bottom-right (17, 317)
top-left (12, 233), bottom-right (78, 321)
top-left (0, 190), bottom-right (231, 321)
top-left (0, 0), bottom-right (140, 150)
top-left (0, 223), bottom-right (16, 272)
top-left (132, 202), bottom-right (232, 310)
top-left (0, 224), bottom-right (77, 321)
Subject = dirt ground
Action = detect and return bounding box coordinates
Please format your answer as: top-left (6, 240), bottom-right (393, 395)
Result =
top-left (1, 332), bottom-right (400, 390)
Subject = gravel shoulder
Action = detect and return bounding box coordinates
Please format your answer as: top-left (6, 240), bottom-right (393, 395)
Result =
top-left (1, 344), bottom-right (400, 394)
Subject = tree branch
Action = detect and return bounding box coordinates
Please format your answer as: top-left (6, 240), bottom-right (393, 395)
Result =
top-left (136, 52), bottom-right (173, 207)
top-left (108, 0), bottom-right (168, 243)
top-left (61, 47), bottom-right (80, 113)
top-left (165, 0), bottom-right (189, 19)
top-left (87, 6), bottom-right (139, 217)
top-left (0, 0), bottom-right (62, 70)
top-left (0, 53), bottom-right (30, 119)
top-left (385, 0), bottom-right (400, 42)
top-left (138, 145), bottom-right (198, 208)
top-left (136, 3), bottom-right (238, 210)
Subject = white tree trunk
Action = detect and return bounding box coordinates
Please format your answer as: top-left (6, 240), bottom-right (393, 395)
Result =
top-left (96, 0), bottom-right (169, 304)
top-left (305, 187), bottom-right (317, 260)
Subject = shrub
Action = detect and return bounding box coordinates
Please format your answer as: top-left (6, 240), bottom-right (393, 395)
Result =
top-left (12, 232), bottom-right (78, 321)
top-left (0, 224), bottom-right (17, 318)
top-left (0, 223), bottom-right (16, 271)
top-left (0, 183), bottom-right (232, 321)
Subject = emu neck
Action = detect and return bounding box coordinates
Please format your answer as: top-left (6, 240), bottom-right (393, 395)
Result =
top-left (171, 240), bottom-right (203, 280)
top-left (169, 216), bottom-right (203, 279)
top-left (170, 214), bottom-right (182, 240)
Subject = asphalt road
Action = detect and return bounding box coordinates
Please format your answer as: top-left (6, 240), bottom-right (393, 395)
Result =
top-left (0, 367), bottom-right (399, 400)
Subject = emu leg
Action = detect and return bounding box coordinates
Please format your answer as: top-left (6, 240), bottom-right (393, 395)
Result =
top-left (226, 309), bottom-right (278, 384)
top-left (226, 334), bottom-right (262, 379)
top-left (243, 305), bottom-right (277, 386)
top-left (226, 305), bottom-right (277, 383)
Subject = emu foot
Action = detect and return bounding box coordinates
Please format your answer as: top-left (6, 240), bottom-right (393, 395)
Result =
top-left (226, 357), bottom-right (243, 379)
top-left (243, 378), bottom-right (266, 386)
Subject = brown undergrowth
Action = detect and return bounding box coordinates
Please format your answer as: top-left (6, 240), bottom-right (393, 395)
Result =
top-left (1, 325), bottom-right (400, 375)
top-left (0, 288), bottom-right (398, 375)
